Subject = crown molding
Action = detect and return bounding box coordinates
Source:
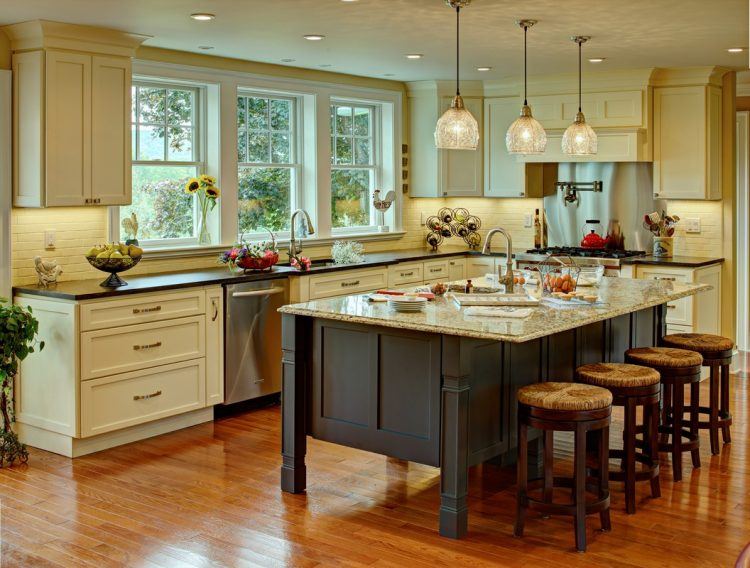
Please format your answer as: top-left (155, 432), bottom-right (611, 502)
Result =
top-left (2, 20), bottom-right (149, 57)
top-left (650, 66), bottom-right (731, 87)
top-left (406, 80), bottom-right (484, 97)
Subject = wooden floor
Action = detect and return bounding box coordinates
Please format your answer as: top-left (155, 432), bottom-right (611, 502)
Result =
top-left (1, 376), bottom-right (749, 568)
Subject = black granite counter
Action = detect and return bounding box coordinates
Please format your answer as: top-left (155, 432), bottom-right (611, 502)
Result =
top-left (621, 255), bottom-right (724, 268)
top-left (14, 247), bottom-right (504, 301)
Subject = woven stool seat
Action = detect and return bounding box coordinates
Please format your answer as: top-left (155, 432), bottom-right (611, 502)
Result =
top-left (576, 363), bottom-right (660, 389)
top-left (625, 347), bottom-right (702, 368)
top-left (517, 382), bottom-right (612, 412)
top-left (661, 333), bottom-right (733, 355)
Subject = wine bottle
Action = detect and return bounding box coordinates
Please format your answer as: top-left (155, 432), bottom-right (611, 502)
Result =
top-left (534, 208), bottom-right (542, 249)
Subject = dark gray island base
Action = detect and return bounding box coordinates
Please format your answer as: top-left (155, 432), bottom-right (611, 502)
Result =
top-left (279, 304), bottom-right (667, 538)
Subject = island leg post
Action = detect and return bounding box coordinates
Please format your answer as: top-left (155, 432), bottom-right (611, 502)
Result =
top-left (439, 336), bottom-right (471, 539)
top-left (281, 314), bottom-right (309, 494)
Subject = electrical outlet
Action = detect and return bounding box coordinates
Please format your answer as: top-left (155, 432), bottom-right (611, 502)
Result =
top-left (523, 214), bottom-right (533, 228)
top-left (44, 230), bottom-right (56, 250)
top-left (684, 217), bottom-right (701, 233)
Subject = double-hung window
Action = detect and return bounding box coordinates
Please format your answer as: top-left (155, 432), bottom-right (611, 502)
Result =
top-left (330, 103), bottom-right (378, 230)
top-left (237, 94), bottom-right (299, 236)
top-left (122, 81), bottom-right (205, 245)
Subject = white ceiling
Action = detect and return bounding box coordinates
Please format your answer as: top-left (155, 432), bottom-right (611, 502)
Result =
top-left (1, 0), bottom-right (748, 81)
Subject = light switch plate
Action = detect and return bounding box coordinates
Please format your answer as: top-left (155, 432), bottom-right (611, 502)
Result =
top-left (684, 217), bottom-right (701, 233)
top-left (44, 230), bottom-right (56, 250)
top-left (523, 214), bottom-right (533, 228)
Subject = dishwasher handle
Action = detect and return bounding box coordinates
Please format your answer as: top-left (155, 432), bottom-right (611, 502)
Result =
top-left (232, 286), bottom-right (286, 298)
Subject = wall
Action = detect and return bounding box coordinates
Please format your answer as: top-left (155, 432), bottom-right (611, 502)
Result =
top-left (664, 200), bottom-right (724, 256)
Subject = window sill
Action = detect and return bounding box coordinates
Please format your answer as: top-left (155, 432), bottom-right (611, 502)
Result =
top-left (139, 231), bottom-right (407, 260)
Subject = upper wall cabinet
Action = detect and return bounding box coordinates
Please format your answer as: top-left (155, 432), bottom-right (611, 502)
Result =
top-left (652, 85), bottom-right (722, 200)
top-left (408, 81), bottom-right (483, 198)
top-left (3, 20), bottom-right (148, 207)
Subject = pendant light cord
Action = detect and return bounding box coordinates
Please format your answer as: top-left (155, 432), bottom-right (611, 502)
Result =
top-left (455, 5), bottom-right (461, 96)
top-left (523, 24), bottom-right (528, 106)
top-left (578, 39), bottom-right (582, 112)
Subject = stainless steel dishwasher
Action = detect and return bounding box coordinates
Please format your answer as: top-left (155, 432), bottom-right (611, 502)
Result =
top-left (224, 279), bottom-right (288, 404)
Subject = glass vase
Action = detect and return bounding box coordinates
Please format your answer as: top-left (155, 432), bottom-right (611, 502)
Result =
top-left (198, 216), bottom-right (211, 246)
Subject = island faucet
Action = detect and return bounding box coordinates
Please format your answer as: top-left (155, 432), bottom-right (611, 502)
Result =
top-left (482, 227), bottom-right (515, 293)
top-left (288, 209), bottom-right (315, 259)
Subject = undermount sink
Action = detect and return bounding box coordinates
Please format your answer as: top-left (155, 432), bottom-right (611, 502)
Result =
top-left (280, 258), bottom-right (338, 268)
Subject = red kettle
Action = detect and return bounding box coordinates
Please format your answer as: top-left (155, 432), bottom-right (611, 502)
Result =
top-left (580, 219), bottom-right (607, 249)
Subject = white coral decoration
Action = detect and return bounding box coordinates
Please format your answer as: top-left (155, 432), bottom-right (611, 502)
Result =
top-left (331, 241), bottom-right (365, 266)
top-left (34, 256), bottom-right (63, 287)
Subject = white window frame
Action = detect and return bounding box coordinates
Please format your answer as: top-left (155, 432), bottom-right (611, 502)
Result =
top-left (330, 101), bottom-right (382, 234)
top-left (236, 90), bottom-right (303, 241)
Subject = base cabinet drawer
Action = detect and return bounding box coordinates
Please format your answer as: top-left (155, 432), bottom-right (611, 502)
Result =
top-left (636, 268), bottom-right (692, 326)
top-left (80, 359), bottom-right (206, 437)
top-left (308, 268), bottom-right (388, 299)
top-left (80, 289), bottom-right (206, 331)
top-left (81, 316), bottom-right (205, 380)
top-left (388, 262), bottom-right (424, 287)
top-left (423, 259), bottom-right (450, 281)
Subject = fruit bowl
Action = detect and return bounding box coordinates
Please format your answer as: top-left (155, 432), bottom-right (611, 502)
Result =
top-left (86, 255), bottom-right (142, 288)
top-left (236, 252), bottom-right (279, 272)
top-left (537, 255), bottom-right (581, 295)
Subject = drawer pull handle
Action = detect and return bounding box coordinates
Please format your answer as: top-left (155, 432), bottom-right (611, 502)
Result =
top-left (133, 306), bottom-right (162, 314)
top-left (133, 341), bottom-right (162, 351)
top-left (400, 271), bottom-right (414, 277)
top-left (430, 268), bottom-right (441, 273)
top-left (211, 298), bottom-right (219, 321)
top-left (654, 277), bottom-right (676, 282)
top-left (667, 305), bottom-right (676, 309)
top-left (341, 280), bottom-right (360, 288)
top-left (133, 390), bottom-right (162, 401)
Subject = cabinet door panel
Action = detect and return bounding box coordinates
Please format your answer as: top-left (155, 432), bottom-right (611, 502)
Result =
top-left (45, 51), bottom-right (91, 206)
top-left (484, 98), bottom-right (525, 198)
top-left (92, 56), bottom-right (131, 205)
top-left (439, 96), bottom-right (482, 197)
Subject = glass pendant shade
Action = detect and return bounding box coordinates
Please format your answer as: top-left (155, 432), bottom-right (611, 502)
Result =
top-left (435, 95), bottom-right (480, 150)
top-left (506, 104), bottom-right (547, 154)
top-left (562, 111), bottom-right (597, 155)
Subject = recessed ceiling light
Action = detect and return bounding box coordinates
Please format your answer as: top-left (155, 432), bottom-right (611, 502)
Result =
top-left (190, 13), bottom-right (215, 21)
top-left (728, 47), bottom-right (745, 53)
top-left (304, 34), bottom-right (325, 41)
top-left (198, 45), bottom-right (214, 50)
top-left (281, 58), bottom-right (296, 63)
top-left (319, 64), bottom-right (332, 68)
top-left (405, 54), bottom-right (424, 59)
top-left (341, 0), bottom-right (360, 2)
top-left (383, 73), bottom-right (395, 77)
top-left (588, 57), bottom-right (606, 63)
top-left (476, 66), bottom-right (492, 71)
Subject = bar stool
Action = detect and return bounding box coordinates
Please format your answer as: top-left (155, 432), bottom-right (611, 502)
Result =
top-left (625, 347), bottom-right (703, 482)
top-left (661, 333), bottom-right (734, 454)
top-left (515, 382), bottom-right (612, 552)
top-left (575, 363), bottom-right (661, 514)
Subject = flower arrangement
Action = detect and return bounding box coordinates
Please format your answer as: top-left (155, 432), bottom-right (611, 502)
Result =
top-left (219, 234), bottom-right (279, 272)
top-left (331, 240), bottom-right (365, 265)
top-left (643, 210), bottom-right (680, 237)
top-left (185, 175), bottom-right (221, 245)
top-left (289, 254), bottom-right (311, 272)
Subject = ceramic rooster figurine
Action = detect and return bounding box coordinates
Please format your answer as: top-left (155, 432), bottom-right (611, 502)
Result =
top-left (373, 190), bottom-right (395, 231)
top-left (34, 256), bottom-right (63, 287)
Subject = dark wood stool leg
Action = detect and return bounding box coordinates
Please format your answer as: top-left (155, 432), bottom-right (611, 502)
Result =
top-left (599, 424), bottom-right (611, 532)
top-left (690, 381), bottom-right (701, 469)
top-left (660, 382), bottom-right (672, 446)
top-left (514, 416), bottom-right (528, 538)
top-left (624, 397), bottom-right (637, 514)
top-left (708, 366), bottom-right (720, 455)
top-left (543, 431), bottom-right (554, 509)
top-left (574, 423), bottom-right (587, 552)
top-left (672, 380), bottom-right (684, 482)
top-left (720, 363), bottom-right (732, 444)
top-left (648, 401), bottom-right (661, 498)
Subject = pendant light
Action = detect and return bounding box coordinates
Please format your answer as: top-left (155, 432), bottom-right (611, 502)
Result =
top-left (434, 0), bottom-right (479, 150)
top-left (562, 36), bottom-right (598, 156)
top-left (505, 20), bottom-right (547, 155)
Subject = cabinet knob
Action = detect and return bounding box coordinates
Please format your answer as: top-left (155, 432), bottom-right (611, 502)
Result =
top-left (654, 192), bottom-right (660, 197)
top-left (518, 192), bottom-right (525, 197)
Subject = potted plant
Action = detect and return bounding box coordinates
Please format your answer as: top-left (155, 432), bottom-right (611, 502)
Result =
top-left (0, 298), bottom-right (44, 467)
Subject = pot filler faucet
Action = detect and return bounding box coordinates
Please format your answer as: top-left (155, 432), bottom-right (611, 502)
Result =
top-left (482, 228), bottom-right (515, 294)
top-left (288, 209), bottom-right (315, 260)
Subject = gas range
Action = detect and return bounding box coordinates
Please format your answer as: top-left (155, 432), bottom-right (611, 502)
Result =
top-left (515, 247), bottom-right (647, 272)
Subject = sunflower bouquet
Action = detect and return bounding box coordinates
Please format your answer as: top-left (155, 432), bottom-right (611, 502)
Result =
top-left (185, 175), bottom-right (221, 244)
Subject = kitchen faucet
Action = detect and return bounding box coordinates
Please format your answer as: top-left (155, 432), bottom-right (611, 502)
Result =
top-left (482, 228), bottom-right (515, 294)
top-left (288, 209), bottom-right (315, 259)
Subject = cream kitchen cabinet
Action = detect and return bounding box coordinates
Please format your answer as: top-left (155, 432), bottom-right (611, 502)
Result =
top-left (652, 85), bottom-right (722, 200)
top-left (14, 286), bottom-right (224, 457)
top-left (4, 21), bottom-right (144, 207)
top-left (634, 263), bottom-right (722, 334)
top-left (447, 258), bottom-right (466, 281)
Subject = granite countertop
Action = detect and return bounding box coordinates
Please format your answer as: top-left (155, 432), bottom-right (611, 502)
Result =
top-left (621, 255), bottom-right (724, 268)
top-left (279, 277), bottom-right (710, 344)
top-left (14, 246), bottom-right (500, 301)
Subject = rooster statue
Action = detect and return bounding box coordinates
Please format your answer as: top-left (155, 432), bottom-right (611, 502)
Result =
top-left (34, 256), bottom-right (63, 287)
top-left (372, 190), bottom-right (396, 232)
top-left (121, 212), bottom-right (139, 245)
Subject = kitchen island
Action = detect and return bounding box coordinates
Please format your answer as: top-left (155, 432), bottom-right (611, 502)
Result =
top-left (278, 277), bottom-right (709, 538)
